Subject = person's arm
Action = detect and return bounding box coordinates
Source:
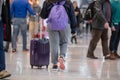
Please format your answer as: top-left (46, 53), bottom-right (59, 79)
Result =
top-left (69, 1), bottom-right (77, 34)
top-left (94, 0), bottom-right (109, 29)
top-left (40, 1), bottom-right (53, 19)
top-left (10, 2), bottom-right (14, 18)
top-left (40, 1), bottom-right (48, 19)
top-left (110, 2), bottom-right (116, 31)
top-left (94, 0), bottom-right (107, 24)
top-left (27, 2), bottom-right (36, 15)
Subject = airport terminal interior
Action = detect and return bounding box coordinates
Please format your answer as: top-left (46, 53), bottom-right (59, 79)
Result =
top-left (5, 28), bottom-right (120, 80)
top-left (6, 33), bottom-right (120, 80)
top-left (2, 0), bottom-right (120, 80)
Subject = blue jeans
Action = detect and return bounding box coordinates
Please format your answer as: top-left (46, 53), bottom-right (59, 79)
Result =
top-left (48, 24), bottom-right (71, 64)
top-left (109, 22), bottom-right (120, 53)
top-left (12, 18), bottom-right (27, 50)
top-left (0, 20), bottom-right (6, 72)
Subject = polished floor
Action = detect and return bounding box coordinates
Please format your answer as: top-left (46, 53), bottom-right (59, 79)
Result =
top-left (4, 31), bottom-right (120, 80)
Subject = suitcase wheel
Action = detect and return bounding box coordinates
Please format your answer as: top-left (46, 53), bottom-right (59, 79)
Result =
top-left (31, 65), bottom-right (33, 69)
top-left (38, 66), bottom-right (42, 69)
top-left (46, 65), bottom-right (48, 69)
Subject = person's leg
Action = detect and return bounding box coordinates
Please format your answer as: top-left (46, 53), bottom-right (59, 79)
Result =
top-left (87, 29), bottom-right (102, 59)
top-left (29, 21), bottom-right (35, 38)
top-left (12, 18), bottom-right (20, 52)
top-left (109, 23), bottom-right (120, 59)
top-left (74, 35), bottom-right (77, 44)
top-left (47, 24), bottom-right (59, 69)
top-left (109, 31), bottom-right (116, 52)
top-left (0, 51), bottom-right (5, 71)
top-left (59, 24), bottom-right (71, 58)
top-left (58, 24), bottom-right (71, 69)
top-left (0, 20), bottom-right (11, 79)
top-left (113, 23), bottom-right (120, 58)
top-left (114, 24), bottom-right (120, 53)
top-left (34, 22), bottom-right (39, 34)
top-left (101, 29), bottom-right (110, 57)
top-left (4, 41), bottom-right (10, 52)
top-left (86, 22), bottom-right (89, 34)
top-left (72, 36), bottom-right (77, 44)
top-left (0, 20), bottom-right (5, 72)
top-left (71, 35), bottom-right (74, 44)
top-left (20, 19), bottom-right (28, 51)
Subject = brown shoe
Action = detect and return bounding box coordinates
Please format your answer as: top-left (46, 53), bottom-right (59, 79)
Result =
top-left (114, 53), bottom-right (120, 58)
top-left (23, 49), bottom-right (29, 52)
top-left (105, 55), bottom-right (111, 60)
top-left (0, 70), bottom-right (11, 79)
top-left (87, 54), bottom-right (98, 59)
top-left (109, 54), bottom-right (117, 60)
top-left (12, 49), bottom-right (16, 53)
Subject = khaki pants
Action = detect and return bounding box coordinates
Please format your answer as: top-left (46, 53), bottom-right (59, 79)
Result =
top-left (29, 21), bottom-right (39, 38)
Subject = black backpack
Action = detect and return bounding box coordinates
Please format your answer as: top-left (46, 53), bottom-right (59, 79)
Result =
top-left (84, 1), bottom-right (96, 20)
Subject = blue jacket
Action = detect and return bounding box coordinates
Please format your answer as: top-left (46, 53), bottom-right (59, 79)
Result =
top-left (10, 0), bottom-right (36, 18)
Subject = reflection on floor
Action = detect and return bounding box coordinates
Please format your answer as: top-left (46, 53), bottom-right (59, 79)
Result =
top-left (5, 33), bottom-right (120, 80)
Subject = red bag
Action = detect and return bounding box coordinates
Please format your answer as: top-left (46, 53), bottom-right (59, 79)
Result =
top-left (4, 24), bottom-right (7, 40)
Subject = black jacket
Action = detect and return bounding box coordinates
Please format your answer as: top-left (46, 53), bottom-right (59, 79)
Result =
top-left (74, 7), bottom-right (82, 27)
top-left (1, 0), bottom-right (11, 42)
top-left (40, 0), bottom-right (77, 33)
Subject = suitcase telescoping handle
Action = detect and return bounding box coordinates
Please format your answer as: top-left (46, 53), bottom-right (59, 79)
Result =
top-left (34, 15), bottom-right (46, 39)
top-left (34, 15), bottom-right (41, 39)
top-left (40, 19), bottom-right (45, 39)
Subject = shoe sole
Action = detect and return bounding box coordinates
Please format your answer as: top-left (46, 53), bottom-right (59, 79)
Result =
top-left (0, 74), bottom-right (11, 79)
top-left (51, 69), bottom-right (58, 72)
top-left (87, 56), bottom-right (98, 59)
top-left (58, 58), bottom-right (65, 70)
top-left (109, 58), bottom-right (117, 60)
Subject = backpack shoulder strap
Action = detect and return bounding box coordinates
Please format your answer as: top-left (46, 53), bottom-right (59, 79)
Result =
top-left (59, 0), bottom-right (66, 5)
top-left (52, 0), bottom-right (66, 5)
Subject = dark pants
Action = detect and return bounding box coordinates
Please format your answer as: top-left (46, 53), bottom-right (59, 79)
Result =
top-left (71, 35), bottom-right (77, 43)
top-left (109, 22), bottom-right (120, 53)
top-left (87, 29), bottom-right (109, 56)
top-left (0, 20), bottom-right (6, 72)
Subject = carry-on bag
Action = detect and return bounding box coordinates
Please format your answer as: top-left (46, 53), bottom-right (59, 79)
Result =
top-left (30, 17), bottom-right (50, 69)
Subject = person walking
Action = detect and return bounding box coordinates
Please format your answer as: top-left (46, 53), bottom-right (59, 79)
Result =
top-left (40, 0), bottom-right (76, 70)
top-left (28, 0), bottom-right (41, 38)
top-left (87, 0), bottom-right (112, 59)
top-left (2, 0), bottom-right (11, 52)
top-left (0, 0), bottom-right (11, 79)
top-left (109, 0), bottom-right (120, 60)
top-left (10, 0), bottom-right (37, 53)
